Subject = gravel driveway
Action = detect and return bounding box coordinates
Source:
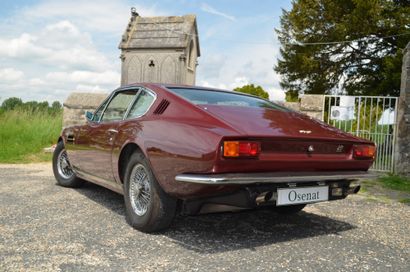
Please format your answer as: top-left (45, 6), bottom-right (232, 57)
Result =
top-left (0, 163), bottom-right (409, 271)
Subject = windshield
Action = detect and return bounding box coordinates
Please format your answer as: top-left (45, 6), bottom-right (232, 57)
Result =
top-left (167, 88), bottom-right (289, 111)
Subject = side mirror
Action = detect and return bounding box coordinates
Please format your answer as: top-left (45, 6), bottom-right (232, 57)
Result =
top-left (85, 111), bottom-right (94, 122)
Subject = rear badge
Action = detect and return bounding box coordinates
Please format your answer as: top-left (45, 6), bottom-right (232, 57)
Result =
top-left (307, 145), bottom-right (314, 152)
top-left (299, 130), bottom-right (312, 134)
top-left (336, 145), bottom-right (344, 153)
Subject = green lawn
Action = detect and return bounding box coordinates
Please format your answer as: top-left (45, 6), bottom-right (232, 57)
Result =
top-left (377, 174), bottom-right (410, 194)
top-left (0, 109), bottom-right (62, 163)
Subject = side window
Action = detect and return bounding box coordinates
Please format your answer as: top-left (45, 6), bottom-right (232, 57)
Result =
top-left (101, 91), bottom-right (137, 122)
top-left (93, 98), bottom-right (109, 122)
top-left (126, 90), bottom-right (155, 119)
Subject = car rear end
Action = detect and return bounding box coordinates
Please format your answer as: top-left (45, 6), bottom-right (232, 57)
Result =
top-left (165, 86), bottom-right (376, 213)
top-left (176, 137), bottom-right (376, 210)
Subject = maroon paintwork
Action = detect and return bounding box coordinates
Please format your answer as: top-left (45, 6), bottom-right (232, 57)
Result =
top-left (61, 83), bottom-right (374, 199)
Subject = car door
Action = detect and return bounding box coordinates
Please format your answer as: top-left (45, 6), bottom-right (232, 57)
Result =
top-left (73, 89), bottom-right (139, 182)
top-left (111, 89), bottom-right (157, 182)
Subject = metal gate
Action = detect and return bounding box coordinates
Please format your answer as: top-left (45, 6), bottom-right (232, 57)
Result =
top-left (322, 95), bottom-right (398, 172)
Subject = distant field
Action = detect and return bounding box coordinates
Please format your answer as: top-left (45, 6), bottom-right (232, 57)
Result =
top-left (0, 110), bottom-right (62, 163)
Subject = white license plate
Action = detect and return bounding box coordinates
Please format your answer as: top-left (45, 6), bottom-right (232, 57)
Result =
top-left (277, 186), bottom-right (329, 206)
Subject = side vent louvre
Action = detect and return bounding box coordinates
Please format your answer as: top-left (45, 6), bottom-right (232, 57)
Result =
top-left (154, 99), bottom-right (170, 115)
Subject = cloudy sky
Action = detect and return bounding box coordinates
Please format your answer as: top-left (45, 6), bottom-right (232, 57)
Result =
top-left (0, 0), bottom-right (291, 103)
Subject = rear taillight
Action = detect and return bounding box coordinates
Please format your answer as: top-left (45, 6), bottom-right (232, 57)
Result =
top-left (223, 141), bottom-right (260, 158)
top-left (353, 145), bottom-right (376, 159)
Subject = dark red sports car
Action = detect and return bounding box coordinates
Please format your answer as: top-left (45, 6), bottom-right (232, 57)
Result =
top-left (53, 83), bottom-right (376, 232)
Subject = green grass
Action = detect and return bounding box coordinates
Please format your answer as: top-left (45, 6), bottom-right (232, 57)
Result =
top-left (0, 109), bottom-right (62, 163)
top-left (399, 198), bottom-right (410, 204)
top-left (377, 174), bottom-right (410, 194)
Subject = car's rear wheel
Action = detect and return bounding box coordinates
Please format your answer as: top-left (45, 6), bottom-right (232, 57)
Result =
top-left (273, 204), bottom-right (306, 215)
top-left (124, 152), bottom-right (176, 232)
top-left (52, 141), bottom-right (84, 188)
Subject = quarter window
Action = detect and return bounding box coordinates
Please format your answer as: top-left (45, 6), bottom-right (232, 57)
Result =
top-left (127, 90), bottom-right (155, 119)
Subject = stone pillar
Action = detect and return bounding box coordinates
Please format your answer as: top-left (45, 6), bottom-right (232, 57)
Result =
top-left (283, 101), bottom-right (301, 112)
top-left (300, 94), bottom-right (324, 120)
top-left (394, 42), bottom-right (410, 176)
top-left (63, 92), bottom-right (108, 128)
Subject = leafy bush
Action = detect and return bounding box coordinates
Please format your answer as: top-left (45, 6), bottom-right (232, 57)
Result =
top-left (234, 84), bottom-right (270, 100)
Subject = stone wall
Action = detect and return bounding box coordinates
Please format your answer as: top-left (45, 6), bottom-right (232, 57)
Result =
top-left (281, 94), bottom-right (324, 120)
top-left (394, 42), bottom-right (410, 176)
top-left (63, 92), bottom-right (108, 128)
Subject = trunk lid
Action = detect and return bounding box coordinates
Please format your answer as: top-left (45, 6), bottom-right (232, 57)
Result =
top-left (199, 105), bottom-right (374, 172)
top-left (200, 105), bottom-right (367, 143)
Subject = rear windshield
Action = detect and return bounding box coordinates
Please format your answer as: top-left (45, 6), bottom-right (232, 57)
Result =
top-left (167, 88), bottom-right (288, 111)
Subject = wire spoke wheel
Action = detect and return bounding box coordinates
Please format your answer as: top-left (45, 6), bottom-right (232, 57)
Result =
top-left (129, 164), bottom-right (152, 216)
top-left (57, 149), bottom-right (74, 179)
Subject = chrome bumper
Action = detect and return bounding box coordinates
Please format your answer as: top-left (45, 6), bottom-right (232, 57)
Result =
top-left (175, 171), bottom-right (377, 185)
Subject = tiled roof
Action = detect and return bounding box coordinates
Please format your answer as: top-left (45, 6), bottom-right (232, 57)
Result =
top-left (119, 14), bottom-right (200, 56)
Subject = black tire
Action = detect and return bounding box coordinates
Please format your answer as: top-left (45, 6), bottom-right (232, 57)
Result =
top-left (123, 152), bottom-right (177, 233)
top-left (52, 141), bottom-right (84, 188)
top-left (273, 204), bottom-right (306, 215)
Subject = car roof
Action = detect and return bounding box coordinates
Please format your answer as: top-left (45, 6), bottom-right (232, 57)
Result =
top-left (119, 83), bottom-right (236, 93)
top-left (117, 83), bottom-right (270, 102)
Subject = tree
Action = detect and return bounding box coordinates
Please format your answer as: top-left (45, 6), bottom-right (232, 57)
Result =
top-left (275, 0), bottom-right (410, 97)
top-left (1, 97), bottom-right (23, 110)
top-left (234, 84), bottom-right (270, 99)
top-left (51, 101), bottom-right (62, 111)
top-left (50, 101), bottom-right (62, 114)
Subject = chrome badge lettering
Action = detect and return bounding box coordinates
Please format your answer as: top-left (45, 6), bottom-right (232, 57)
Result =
top-left (336, 145), bottom-right (344, 153)
top-left (299, 130), bottom-right (312, 134)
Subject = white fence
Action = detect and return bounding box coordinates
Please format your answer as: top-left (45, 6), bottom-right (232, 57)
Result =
top-left (322, 95), bottom-right (399, 172)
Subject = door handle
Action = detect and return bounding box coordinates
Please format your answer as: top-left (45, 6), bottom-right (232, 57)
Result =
top-left (107, 128), bottom-right (118, 143)
top-left (67, 135), bottom-right (75, 143)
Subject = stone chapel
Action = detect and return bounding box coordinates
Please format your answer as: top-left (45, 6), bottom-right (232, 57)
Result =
top-left (119, 8), bottom-right (200, 86)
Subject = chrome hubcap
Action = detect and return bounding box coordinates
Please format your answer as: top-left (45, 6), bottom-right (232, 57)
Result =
top-left (129, 164), bottom-right (151, 216)
top-left (57, 149), bottom-right (74, 179)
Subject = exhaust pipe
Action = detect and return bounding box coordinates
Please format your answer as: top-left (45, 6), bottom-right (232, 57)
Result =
top-left (346, 185), bottom-right (361, 195)
top-left (255, 191), bottom-right (274, 205)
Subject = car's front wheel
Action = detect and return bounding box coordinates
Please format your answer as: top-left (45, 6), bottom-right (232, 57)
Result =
top-left (123, 152), bottom-right (177, 233)
top-left (52, 141), bottom-right (84, 188)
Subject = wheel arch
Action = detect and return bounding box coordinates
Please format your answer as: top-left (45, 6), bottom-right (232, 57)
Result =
top-left (118, 142), bottom-right (144, 184)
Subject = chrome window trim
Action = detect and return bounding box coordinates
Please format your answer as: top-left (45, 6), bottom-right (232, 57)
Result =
top-left (92, 95), bottom-right (112, 123)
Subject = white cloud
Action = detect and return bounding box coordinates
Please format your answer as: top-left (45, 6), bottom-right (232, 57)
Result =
top-left (267, 87), bottom-right (286, 101)
top-left (200, 3), bottom-right (236, 21)
top-left (0, 0), bottom-right (288, 104)
top-left (46, 70), bottom-right (120, 85)
top-left (0, 33), bottom-right (48, 58)
top-left (21, 0), bottom-right (163, 34)
top-left (28, 78), bottom-right (46, 86)
top-left (0, 21), bottom-right (112, 71)
top-left (74, 84), bottom-right (109, 93)
top-left (0, 68), bottom-right (24, 81)
top-left (0, 0), bottom-right (165, 102)
top-left (197, 43), bottom-right (285, 101)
